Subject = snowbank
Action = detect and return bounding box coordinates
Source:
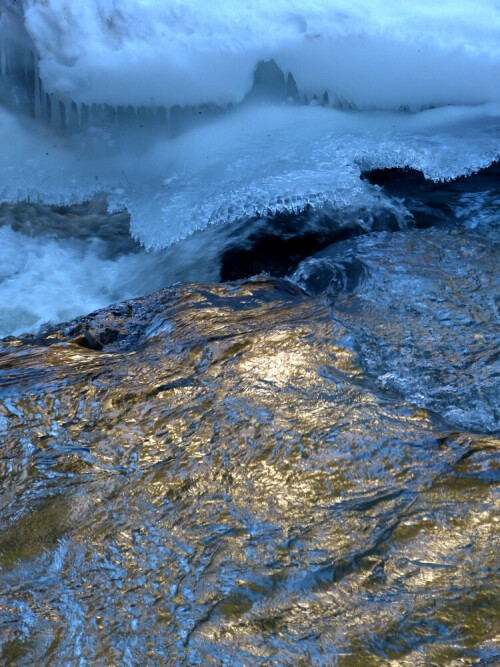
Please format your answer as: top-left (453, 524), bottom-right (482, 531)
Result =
top-left (2, 0), bottom-right (499, 110)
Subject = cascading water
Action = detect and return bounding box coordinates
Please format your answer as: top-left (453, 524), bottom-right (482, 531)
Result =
top-left (1, 2), bottom-right (499, 664)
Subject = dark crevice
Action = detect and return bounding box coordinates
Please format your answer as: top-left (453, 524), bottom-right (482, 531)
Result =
top-left (221, 160), bottom-right (500, 282)
top-left (219, 204), bottom-right (403, 281)
top-left (362, 162), bottom-right (500, 228)
top-left (220, 223), bottom-right (365, 281)
top-left (363, 161), bottom-right (500, 192)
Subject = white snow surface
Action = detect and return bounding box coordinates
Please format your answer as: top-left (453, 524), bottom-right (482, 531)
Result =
top-left (4, 0), bottom-right (500, 109)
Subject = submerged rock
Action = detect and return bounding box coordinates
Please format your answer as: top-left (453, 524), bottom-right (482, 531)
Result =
top-left (0, 269), bottom-right (498, 664)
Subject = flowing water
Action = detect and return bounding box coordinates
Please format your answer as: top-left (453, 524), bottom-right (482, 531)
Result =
top-left (0, 171), bottom-right (499, 664)
top-left (1, 2), bottom-right (500, 665)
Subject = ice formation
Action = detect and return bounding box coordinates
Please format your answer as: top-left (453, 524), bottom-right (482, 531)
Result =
top-left (0, 1), bottom-right (500, 249)
top-left (3, 0), bottom-right (500, 111)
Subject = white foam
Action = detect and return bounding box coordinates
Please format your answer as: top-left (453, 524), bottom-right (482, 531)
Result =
top-left (0, 226), bottom-right (139, 337)
top-left (0, 221), bottom-right (224, 338)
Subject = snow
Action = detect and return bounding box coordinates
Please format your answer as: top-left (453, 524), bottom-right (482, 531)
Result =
top-left (4, 0), bottom-right (500, 110)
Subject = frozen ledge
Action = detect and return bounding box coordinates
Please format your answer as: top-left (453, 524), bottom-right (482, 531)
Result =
top-left (2, 0), bottom-right (500, 131)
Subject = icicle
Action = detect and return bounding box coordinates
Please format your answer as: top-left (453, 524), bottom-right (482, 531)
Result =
top-left (116, 104), bottom-right (124, 127)
top-left (65, 100), bottom-right (80, 129)
top-left (33, 55), bottom-right (42, 118)
top-left (137, 105), bottom-right (146, 126)
top-left (103, 103), bottom-right (117, 125)
top-left (75, 101), bottom-right (82, 128)
top-left (145, 106), bottom-right (154, 125)
top-left (81, 103), bottom-right (90, 127)
top-left (122, 104), bottom-right (134, 127)
top-left (59, 100), bottom-right (67, 128)
top-left (44, 92), bottom-right (51, 121)
top-left (156, 106), bottom-right (167, 125)
top-left (1, 48), bottom-right (6, 77)
top-left (64, 100), bottom-right (70, 127)
top-left (90, 103), bottom-right (102, 126)
top-left (50, 94), bottom-right (62, 128)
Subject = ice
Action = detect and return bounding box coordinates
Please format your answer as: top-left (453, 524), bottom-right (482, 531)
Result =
top-left (1, 102), bottom-right (499, 250)
top-left (0, 1), bottom-right (498, 110)
top-left (1, 2), bottom-right (500, 252)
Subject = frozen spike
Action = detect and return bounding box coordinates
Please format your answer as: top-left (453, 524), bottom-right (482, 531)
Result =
top-left (156, 106), bottom-right (167, 124)
top-left (50, 94), bottom-right (62, 127)
top-left (116, 105), bottom-right (125, 125)
top-left (90, 103), bottom-right (100, 125)
top-left (24, 50), bottom-right (29, 79)
top-left (44, 92), bottom-right (51, 120)
top-left (75, 101), bottom-right (82, 128)
top-left (80, 103), bottom-right (90, 127)
top-left (137, 105), bottom-right (154, 126)
top-left (34, 76), bottom-right (42, 118)
top-left (59, 100), bottom-right (67, 128)
top-left (33, 57), bottom-right (41, 118)
top-left (127, 105), bottom-right (137, 123)
top-left (68, 102), bottom-right (75, 127)
top-left (102, 103), bottom-right (117, 124)
top-left (0, 48), bottom-right (6, 77)
top-left (65, 100), bottom-right (72, 128)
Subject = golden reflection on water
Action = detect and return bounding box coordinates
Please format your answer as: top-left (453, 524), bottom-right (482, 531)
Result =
top-left (0, 277), bottom-right (499, 664)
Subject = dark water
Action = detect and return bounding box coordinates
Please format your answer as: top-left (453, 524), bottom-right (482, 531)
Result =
top-left (0, 170), bottom-right (499, 665)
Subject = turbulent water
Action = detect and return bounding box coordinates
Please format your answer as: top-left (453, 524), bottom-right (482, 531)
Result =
top-left (1, 1), bottom-right (500, 665)
top-left (0, 174), bottom-right (499, 665)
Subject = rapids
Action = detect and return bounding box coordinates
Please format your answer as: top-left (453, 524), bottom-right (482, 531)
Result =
top-left (0, 2), bottom-right (499, 665)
